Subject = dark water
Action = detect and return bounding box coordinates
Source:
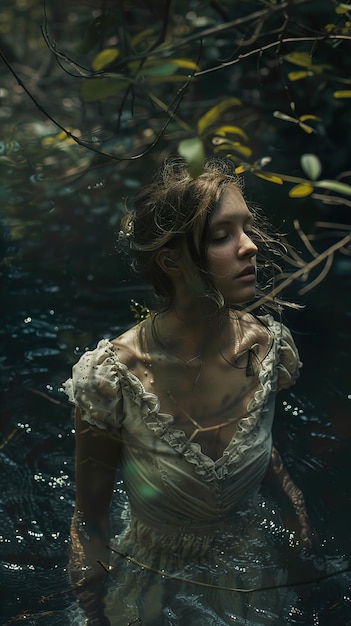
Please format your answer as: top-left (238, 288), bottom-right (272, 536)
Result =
top-left (1, 200), bottom-right (351, 625)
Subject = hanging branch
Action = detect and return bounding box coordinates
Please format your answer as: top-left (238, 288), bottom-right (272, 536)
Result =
top-left (194, 34), bottom-right (351, 78)
top-left (0, 48), bottom-right (192, 162)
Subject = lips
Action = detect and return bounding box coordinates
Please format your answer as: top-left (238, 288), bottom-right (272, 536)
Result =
top-left (236, 265), bottom-right (256, 278)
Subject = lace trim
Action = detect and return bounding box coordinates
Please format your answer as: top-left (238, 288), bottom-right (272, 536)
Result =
top-left (96, 314), bottom-right (281, 482)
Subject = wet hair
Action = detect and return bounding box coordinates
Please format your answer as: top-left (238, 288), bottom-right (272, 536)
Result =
top-left (119, 157), bottom-right (287, 313)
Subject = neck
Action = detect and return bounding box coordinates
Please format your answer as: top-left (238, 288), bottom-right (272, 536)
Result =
top-left (152, 301), bottom-right (231, 362)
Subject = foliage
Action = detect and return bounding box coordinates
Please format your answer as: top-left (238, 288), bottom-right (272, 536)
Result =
top-left (0, 0), bottom-right (350, 291)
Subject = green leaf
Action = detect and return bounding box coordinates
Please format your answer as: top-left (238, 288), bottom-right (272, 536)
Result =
top-left (197, 98), bottom-right (241, 135)
top-left (334, 90), bottom-right (351, 98)
top-left (81, 76), bottom-right (130, 102)
top-left (92, 48), bottom-right (119, 71)
top-left (289, 183), bottom-right (314, 197)
top-left (138, 63), bottom-right (178, 77)
top-left (178, 137), bottom-right (205, 178)
top-left (301, 154), bottom-right (322, 180)
top-left (145, 75), bottom-right (195, 84)
top-left (315, 180), bottom-right (351, 196)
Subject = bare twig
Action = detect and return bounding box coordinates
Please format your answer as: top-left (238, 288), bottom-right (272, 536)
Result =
top-left (311, 193), bottom-right (351, 209)
top-left (246, 232), bottom-right (351, 311)
top-left (294, 220), bottom-right (319, 259)
top-left (0, 427), bottom-right (21, 450)
top-left (110, 547), bottom-right (351, 593)
top-left (299, 251), bottom-right (334, 295)
top-left (28, 388), bottom-right (65, 406)
top-left (194, 34), bottom-right (351, 78)
top-left (314, 221), bottom-right (351, 230)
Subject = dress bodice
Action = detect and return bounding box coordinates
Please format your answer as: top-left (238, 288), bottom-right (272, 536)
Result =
top-left (63, 315), bottom-right (301, 531)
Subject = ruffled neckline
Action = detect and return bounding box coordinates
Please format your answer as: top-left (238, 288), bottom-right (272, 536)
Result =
top-left (99, 314), bottom-right (280, 481)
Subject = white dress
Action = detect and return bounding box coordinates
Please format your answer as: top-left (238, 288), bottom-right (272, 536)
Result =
top-left (64, 315), bottom-right (304, 625)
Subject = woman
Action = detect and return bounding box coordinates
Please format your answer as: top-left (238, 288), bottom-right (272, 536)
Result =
top-left (64, 159), bottom-right (315, 625)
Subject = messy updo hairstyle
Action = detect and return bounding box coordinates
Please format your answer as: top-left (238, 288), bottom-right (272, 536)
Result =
top-left (119, 158), bottom-right (286, 312)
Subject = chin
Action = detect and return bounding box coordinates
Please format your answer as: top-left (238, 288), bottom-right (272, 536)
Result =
top-left (223, 288), bottom-right (257, 306)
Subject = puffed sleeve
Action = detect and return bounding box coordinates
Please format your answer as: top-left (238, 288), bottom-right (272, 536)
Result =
top-left (62, 339), bottom-right (124, 431)
top-left (277, 325), bottom-right (303, 391)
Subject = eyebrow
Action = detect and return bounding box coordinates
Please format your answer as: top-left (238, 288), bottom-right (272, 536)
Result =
top-left (210, 213), bottom-right (254, 227)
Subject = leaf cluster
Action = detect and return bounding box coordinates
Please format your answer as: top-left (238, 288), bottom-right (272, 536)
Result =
top-left (1, 0), bottom-right (350, 292)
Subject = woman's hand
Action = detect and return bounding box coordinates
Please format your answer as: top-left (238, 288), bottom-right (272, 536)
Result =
top-left (69, 514), bottom-right (111, 625)
top-left (264, 447), bottom-right (319, 554)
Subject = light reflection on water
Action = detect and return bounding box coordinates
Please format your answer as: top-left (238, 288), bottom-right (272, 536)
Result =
top-left (1, 273), bottom-right (351, 624)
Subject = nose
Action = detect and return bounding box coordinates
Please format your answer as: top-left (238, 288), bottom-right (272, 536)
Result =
top-left (238, 232), bottom-right (258, 258)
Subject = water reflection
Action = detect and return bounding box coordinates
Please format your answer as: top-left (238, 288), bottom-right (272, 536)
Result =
top-left (1, 247), bottom-right (351, 624)
top-left (0, 280), bottom-right (350, 626)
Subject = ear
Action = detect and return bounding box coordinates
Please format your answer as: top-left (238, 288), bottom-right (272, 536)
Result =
top-left (155, 248), bottom-right (182, 276)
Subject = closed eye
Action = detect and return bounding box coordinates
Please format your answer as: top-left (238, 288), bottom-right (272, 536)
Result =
top-left (210, 233), bottom-right (230, 244)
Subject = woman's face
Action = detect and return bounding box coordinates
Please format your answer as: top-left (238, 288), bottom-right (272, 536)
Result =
top-left (206, 185), bottom-right (258, 305)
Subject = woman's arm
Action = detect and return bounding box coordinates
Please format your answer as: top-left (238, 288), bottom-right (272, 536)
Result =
top-left (70, 407), bottom-right (122, 625)
top-left (264, 446), bottom-right (315, 551)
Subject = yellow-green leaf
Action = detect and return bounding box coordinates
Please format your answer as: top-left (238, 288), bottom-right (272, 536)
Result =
top-left (168, 58), bottom-right (200, 71)
top-left (285, 52), bottom-right (312, 69)
top-left (288, 71), bottom-right (312, 81)
top-left (92, 48), bottom-right (119, 71)
top-left (212, 125), bottom-right (248, 141)
top-left (284, 52), bottom-right (330, 73)
top-left (212, 140), bottom-right (252, 157)
top-left (289, 183), bottom-right (314, 197)
top-left (231, 142), bottom-right (252, 157)
top-left (299, 114), bottom-right (321, 122)
top-left (336, 4), bottom-right (351, 14)
top-left (178, 137), bottom-right (205, 178)
top-left (131, 27), bottom-right (155, 48)
top-left (298, 122), bottom-right (315, 134)
top-left (197, 98), bottom-right (241, 135)
top-left (81, 76), bottom-right (130, 102)
top-left (235, 165), bottom-right (249, 174)
top-left (255, 172), bottom-right (284, 185)
top-left (334, 90), bottom-right (351, 98)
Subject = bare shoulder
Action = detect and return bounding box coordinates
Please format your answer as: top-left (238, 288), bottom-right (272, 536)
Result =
top-left (234, 310), bottom-right (270, 334)
top-left (232, 311), bottom-right (272, 355)
top-left (110, 321), bottom-right (147, 370)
